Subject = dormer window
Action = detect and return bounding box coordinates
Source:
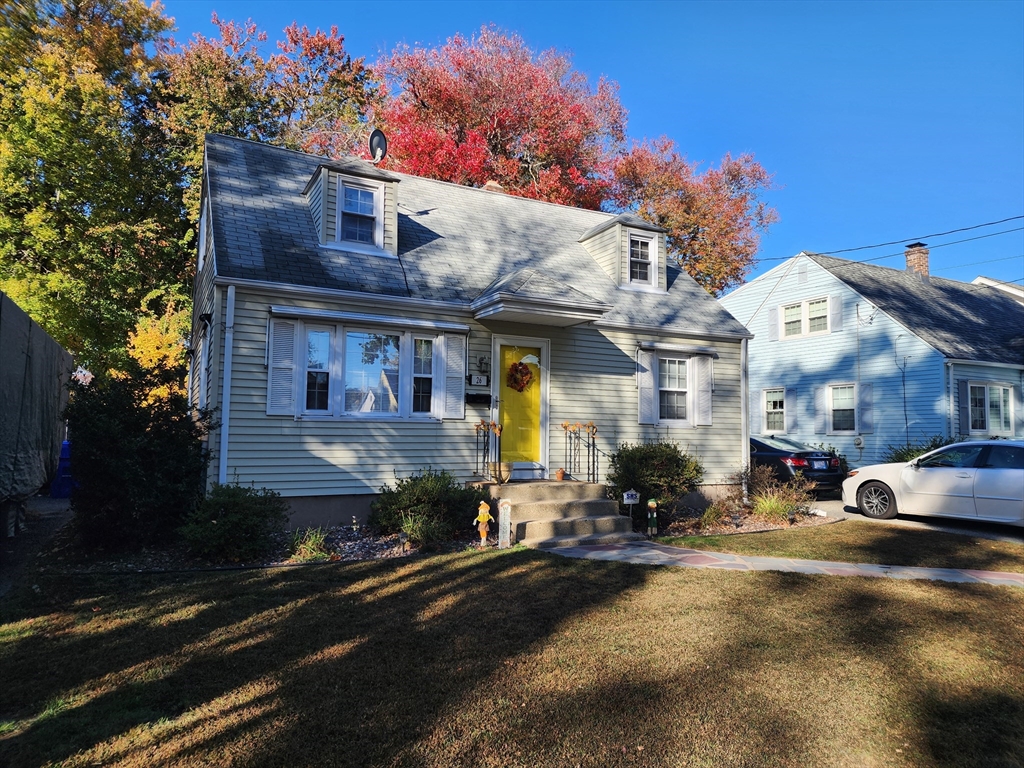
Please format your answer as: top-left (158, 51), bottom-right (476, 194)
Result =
top-left (337, 178), bottom-right (383, 248)
top-left (629, 235), bottom-right (652, 285)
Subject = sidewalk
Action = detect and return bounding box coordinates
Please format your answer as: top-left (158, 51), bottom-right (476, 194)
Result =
top-left (552, 540), bottom-right (1024, 588)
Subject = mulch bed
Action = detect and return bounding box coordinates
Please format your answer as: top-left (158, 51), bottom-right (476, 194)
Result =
top-left (660, 506), bottom-right (840, 537)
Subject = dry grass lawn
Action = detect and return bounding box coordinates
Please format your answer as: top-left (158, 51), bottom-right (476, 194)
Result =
top-left (663, 519), bottom-right (1024, 572)
top-left (1, 547), bottom-right (1022, 767)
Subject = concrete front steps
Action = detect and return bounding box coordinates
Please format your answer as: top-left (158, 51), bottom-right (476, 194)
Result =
top-left (484, 480), bottom-right (644, 549)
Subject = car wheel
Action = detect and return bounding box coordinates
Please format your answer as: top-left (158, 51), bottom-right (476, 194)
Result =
top-left (857, 482), bottom-right (897, 520)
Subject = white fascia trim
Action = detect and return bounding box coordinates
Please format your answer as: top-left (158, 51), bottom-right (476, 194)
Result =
top-left (944, 358), bottom-right (1024, 371)
top-left (593, 319), bottom-right (754, 341)
top-left (213, 276), bottom-right (472, 314)
top-left (271, 305), bottom-right (470, 333)
top-left (471, 294), bottom-right (611, 319)
top-left (639, 341), bottom-right (719, 359)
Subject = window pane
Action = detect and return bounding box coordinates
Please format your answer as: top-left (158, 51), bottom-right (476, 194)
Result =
top-left (783, 304), bottom-right (802, 336)
top-left (970, 385), bottom-right (987, 430)
top-left (306, 371), bottom-right (329, 411)
top-left (630, 238), bottom-right (650, 283)
top-left (342, 215), bottom-right (374, 243)
top-left (413, 377), bottom-right (432, 413)
top-left (659, 358), bottom-right (686, 390)
top-left (659, 390), bottom-right (687, 420)
top-left (920, 445), bottom-right (984, 469)
top-left (630, 238), bottom-right (649, 261)
top-left (414, 339), bottom-right (433, 375)
top-left (343, 187), bottom-right (374, 216)
top-left (808, 299), bottom-right (828, 332)
top-left (765, 388), bottom-right (784, 431)
top-left (345, 332), bottom-right (400, 414)
top-left (307, 330), bottom-right (330, 369)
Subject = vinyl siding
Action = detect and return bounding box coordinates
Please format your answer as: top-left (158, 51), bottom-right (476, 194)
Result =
top-left (209, 285), bottom-right (746, 497)
top-left (306, 168), bottom-right (324, 242)
top-left (618, 227), bottom-right (667, 290)
top-left (324, 172), bottom-right (338, 243)
top-left (721, 255), bottom-right (948, 466)
top-left (579, 224), bottom-right (620, 282)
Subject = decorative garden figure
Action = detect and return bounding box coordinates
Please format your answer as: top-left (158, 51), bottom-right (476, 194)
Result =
top-left (475, 501), bottom-right (494, 547)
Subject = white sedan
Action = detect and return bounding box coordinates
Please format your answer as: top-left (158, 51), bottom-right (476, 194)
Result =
top-left (842, 440), bottom-right (1024, 527)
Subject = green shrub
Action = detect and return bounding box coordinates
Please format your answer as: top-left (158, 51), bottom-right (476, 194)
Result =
top-left (607, 441), bottom-right (704, 530)
top-left (64, 366), bottom-right (211, 550)
top-left (289, 527), bottom-right (331, 563)
top-left (179, 483), bottom-right (289, 561)
top-left (882, 435), bottom-right (954, 463)
top-left (369, 469), bottom-right (489, 544)
top-left (700, 500), bottom-right (731, 529)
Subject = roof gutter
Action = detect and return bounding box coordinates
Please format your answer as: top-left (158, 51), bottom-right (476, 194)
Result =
top-left (217, 285), bottom-right (235, 485)
top-left (943, 358), bottom-right (1024, 371)
top-left (593, 319), bottom-right (753, 341)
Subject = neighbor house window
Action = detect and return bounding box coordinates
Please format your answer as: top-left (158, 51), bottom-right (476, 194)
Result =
top-left (305, 328), bottom-right (332, 412)
top-left (780, 297), bottom-right (830, 338)
top-left (658, 357), bottom-right (687, 420)
top-left (344, 331), bottom-right (400, 414)
top-left (830, 384), bottom-right (856, 432)
top-left (969, 382), bottom-right (1012, 435)
top-left (765, 388), bottom-right (785, 432)
top-left (629, 236), bottom-right (652, 284)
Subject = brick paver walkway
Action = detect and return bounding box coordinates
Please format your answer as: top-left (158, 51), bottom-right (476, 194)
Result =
top-left (552, 540), bottom-right (1024, 588)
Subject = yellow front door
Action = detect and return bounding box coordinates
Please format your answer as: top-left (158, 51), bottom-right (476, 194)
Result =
top-left (498, 345), bottom-right (542, 464)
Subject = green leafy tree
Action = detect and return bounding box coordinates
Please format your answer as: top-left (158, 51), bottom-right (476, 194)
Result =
top-left (0, 0), bottom-right (189, 368)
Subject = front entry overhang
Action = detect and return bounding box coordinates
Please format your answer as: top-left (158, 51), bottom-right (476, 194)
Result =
top-left (471, 268), bottom-right (611, 327)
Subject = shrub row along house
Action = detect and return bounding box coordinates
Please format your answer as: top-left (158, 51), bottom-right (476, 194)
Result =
top-left (190, 135), bottom-right (752, 526)
top-left (719, 244), bottom-right (1024, 467)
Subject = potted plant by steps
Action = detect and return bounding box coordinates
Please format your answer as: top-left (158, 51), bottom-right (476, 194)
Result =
top-left (555, 468), bottom-right (566, 481)
top-left (488, 461), bottom-right (513, 484)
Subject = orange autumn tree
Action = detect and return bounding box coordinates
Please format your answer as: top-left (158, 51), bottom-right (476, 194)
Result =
top-left (376, 25), bottom-right (626, 209)
top-left (613, 137), bottom-right (779, 296)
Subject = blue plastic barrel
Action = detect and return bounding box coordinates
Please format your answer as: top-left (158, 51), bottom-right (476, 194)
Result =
top-left (50, 440), bottom-right (73, 498)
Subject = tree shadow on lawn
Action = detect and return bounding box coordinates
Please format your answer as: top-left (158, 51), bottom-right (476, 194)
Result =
top-left (840, 523), bottom-right (1024, 572)
top-left (2, 553), bottom-right (1022, 767)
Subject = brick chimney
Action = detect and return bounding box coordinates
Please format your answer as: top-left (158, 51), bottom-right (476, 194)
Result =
top-left (482, 180), bottom-right (504, 193)
top-left (905, 242), bottom-right (929, 279)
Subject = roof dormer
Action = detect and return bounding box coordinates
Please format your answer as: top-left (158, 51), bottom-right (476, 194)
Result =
top-left (304, 159), bottom-right (401, 257)
top-left (579, 213), bottom-right (668, 291)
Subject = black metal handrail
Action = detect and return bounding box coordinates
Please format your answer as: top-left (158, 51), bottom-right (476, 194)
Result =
top-left (474, 420), bottom-right (502, 481)
top-left (561, 421), bottom-right (599, 483)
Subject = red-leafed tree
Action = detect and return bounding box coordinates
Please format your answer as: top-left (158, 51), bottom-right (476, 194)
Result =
top-left (613, 138), bottom-right (779, 295)
top-left (376, 25), bottom-right (626, 209)
top-left (158, 16), bottom-right (375, 218)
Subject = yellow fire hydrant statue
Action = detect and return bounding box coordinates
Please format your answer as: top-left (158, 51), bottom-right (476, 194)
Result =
top-left (475, 501), bottom-right (494, 547)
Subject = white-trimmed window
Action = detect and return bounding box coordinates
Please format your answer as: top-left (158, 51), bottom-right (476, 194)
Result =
top-left (815, 382), bottom-right (871, 436)
top-left (969, 382), bottom-right (1013, 435)
top-left (658, 357), bottom-right (688, 421)
top-left (764, 388), bottom-right (785, 432)
top-left (337, 178), bottom-right (384, 249)
top-left (829, 384), bottom-right (856, 433)
top-left (268, 317), bottom-right (465, 420)
top-left (629, 235), bottom-right (652, 285)
top-left (637, 350), bottom-right (714, 427)
top-left (781, 297), bottom-right (830, 338)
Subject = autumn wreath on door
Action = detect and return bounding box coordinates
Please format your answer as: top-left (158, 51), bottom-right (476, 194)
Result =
top-left (506, 361), bottom-right (533, 392)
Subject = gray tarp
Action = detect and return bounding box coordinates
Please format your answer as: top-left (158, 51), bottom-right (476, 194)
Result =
top-left (0, 291), bottom-right (74, 503)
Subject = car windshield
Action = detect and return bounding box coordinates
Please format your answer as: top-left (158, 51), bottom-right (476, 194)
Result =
top-left (756, 436), bottom-right (816, 452)
top-left (917, 444), bottom-right (985, 469)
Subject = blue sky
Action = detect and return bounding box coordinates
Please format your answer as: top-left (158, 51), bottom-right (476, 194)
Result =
top-left (160, 0), bottom-right (1024, 290)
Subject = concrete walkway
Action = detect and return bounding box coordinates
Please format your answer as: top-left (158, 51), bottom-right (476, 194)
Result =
top-left (552, 540), bottom-right (1024, 588)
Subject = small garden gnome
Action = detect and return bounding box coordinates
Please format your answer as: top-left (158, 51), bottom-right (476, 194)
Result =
top-left (475, 501), bottom-right (494, 547)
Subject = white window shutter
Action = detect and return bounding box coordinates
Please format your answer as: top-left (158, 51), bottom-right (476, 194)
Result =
top-left (638, 350), bottom-right (657, 425)
top-left (750, 390), bottom-right (761, 435)
top-left (695, 356), bottom-right (713, 426)
top-left (859, 383), bottom-right (873, 433)
top-left (785, 387), bottom-right (798, 432)
top-left (814, 387), bottom-right (826, 434)
top-left (830, 295), bottom-right (843, 332)
top-left (957, 379), bottom-right (970, 436)
top-left (1014, 385), bottom-right (1023, 437)
top-left (767, 308), bottom-right (779, 342)
top-left (267, 318), bottom-right (297, 415)
top-left (442, 334), bottom-right (466, 420)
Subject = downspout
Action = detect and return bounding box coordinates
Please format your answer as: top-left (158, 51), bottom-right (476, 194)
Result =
top-left (947, 361), bottom-right (955, 439)
top-left (218, 285), bottom-right (236, 484)
top-left (740, 336), bottom-right (749, 503)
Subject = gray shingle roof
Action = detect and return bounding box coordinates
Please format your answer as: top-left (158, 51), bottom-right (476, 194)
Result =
top-left (808, 253), bottom-right (1024, 366)
top-left (205, 134), bottom-right (749, 338)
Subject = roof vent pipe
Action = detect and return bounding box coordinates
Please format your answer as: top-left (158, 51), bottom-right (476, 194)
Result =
top-left (905, 242), bottom-right (930, 280)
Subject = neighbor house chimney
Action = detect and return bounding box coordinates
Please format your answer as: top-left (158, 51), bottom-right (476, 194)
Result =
top-left (482, 180), bottom-right (504, 193)
top-left (905, 242), bottom-right (929, 279)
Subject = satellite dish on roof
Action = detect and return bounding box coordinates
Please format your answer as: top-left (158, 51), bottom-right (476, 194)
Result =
top-left (369, 129), bottom-right (388, 164)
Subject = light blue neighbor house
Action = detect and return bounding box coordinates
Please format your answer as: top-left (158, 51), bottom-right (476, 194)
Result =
top-left (719, 243), bottom-right (1024, 468)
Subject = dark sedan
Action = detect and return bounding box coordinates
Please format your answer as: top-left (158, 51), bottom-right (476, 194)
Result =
top-left (750, 436), bottom-right (846, 491)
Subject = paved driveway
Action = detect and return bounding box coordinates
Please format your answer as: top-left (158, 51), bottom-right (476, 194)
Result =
top-left (811, 493), bottom-right (1024, 544)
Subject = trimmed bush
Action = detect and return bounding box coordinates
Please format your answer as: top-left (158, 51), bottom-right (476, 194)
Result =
top-left (369, 469), bottom-right (489, 545)
top-left (64, 366), bottom-right (211, 550)
top-left (607, 441), bottom-right (704, 530)
top-left (179, 483), bottom-right (289, 561)
top-left (882, 435), bottom-right (953, 464)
